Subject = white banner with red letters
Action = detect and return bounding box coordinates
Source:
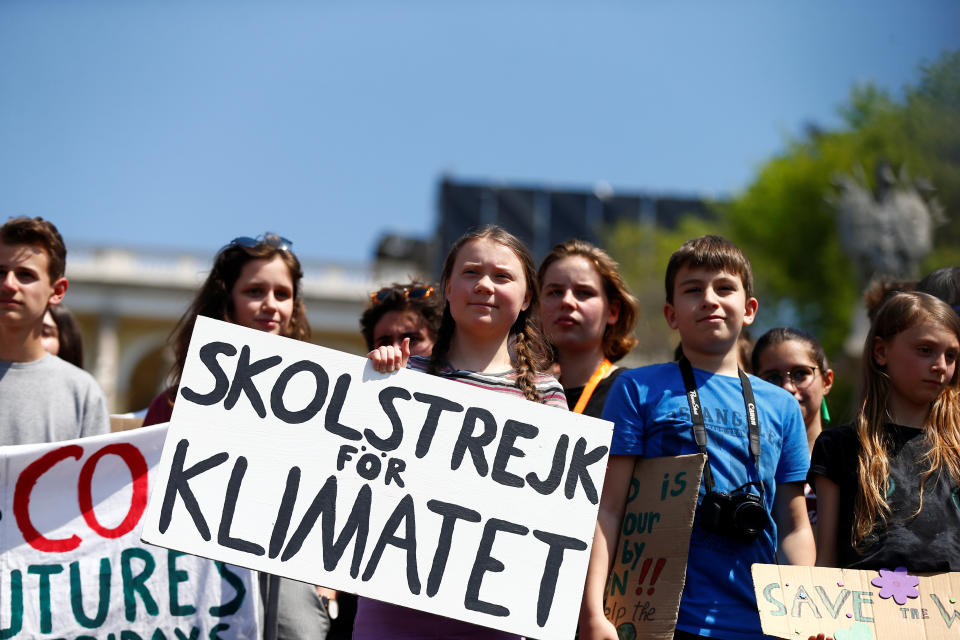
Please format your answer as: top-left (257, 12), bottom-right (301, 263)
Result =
top-left (0, 424), bottom-right (260, 640)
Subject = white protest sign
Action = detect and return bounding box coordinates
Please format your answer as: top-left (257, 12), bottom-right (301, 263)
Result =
top-left (141, 316), bottom-right (613, 639)
top-left (0, 424), bottom-right (260, 640)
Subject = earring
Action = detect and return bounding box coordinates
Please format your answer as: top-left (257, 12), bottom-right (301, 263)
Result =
top-left (821, 397), bottom-right (831, 424)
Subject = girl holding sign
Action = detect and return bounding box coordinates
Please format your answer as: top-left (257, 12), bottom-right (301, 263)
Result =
top-left (142, 234), bottom-right (332, 640)
top-left (537, 239), bottom-right (639, 418)
top-left (809, 291), bottom-right (960, 571)
top-left (364, 224), bottom-right (566, 639)
top-left (143, 233), bottom-right (310, 425)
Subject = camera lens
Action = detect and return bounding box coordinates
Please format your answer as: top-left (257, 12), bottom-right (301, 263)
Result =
top-left (733, 498), bottom-right (768, 541)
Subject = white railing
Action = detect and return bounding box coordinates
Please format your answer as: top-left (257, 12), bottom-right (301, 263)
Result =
top-left (66, 246), bottom-right (385, 300)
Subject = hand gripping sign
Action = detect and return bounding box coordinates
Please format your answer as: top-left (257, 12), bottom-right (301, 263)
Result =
top-left (140, 317), bottom-right (614, 639)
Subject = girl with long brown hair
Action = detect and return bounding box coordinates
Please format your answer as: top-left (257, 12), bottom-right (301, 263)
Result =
top-left (141, 234), bottom-right (329, 640)
top-left (143, 233), bottom-right (309, 425)
top-left (810, 291), bottom-right (960, 570)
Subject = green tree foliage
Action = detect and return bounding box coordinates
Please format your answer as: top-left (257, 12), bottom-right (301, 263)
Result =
top-left (605, 215), bottom-right (716, 364)
top-left (605, 49), bottom-right (959, 391)
top-left (726, 49), bottom-right (960, 358)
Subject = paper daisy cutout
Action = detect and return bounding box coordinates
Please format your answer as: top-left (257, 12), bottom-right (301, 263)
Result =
top-left (870, 566), bottom-right (919, 605)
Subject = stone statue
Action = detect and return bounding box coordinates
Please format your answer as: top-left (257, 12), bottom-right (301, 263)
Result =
top-left (832, 161), bottom-right (947, 354)
top-left (832, 160), bottom-right (946, 284)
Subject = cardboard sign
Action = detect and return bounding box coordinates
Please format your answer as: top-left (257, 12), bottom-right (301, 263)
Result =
top-left (140, 317), bottom-right (613, 639)
top-left (0, 424), bottom-right (260, 639)
top-left (110, 415), bottom-right (145, 432)
top-left (604, 454), bottom-right (704, 639)
top-left (753, 564), bottom-right (960, 640)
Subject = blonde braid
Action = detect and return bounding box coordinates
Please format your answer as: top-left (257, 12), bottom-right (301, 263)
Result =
top-left (512, 323), bottom-right (542, 402)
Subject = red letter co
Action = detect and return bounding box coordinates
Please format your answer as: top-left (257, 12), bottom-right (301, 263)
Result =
top-left (13, 443), bottom-right (149, 552)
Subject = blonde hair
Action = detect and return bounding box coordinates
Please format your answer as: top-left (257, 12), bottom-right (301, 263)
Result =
top-left (853, 291), bottom-right (960, 550)
top-left (430, 225), bottom-right (551, 401)
top-left (537, 239), bottom-right (639, 362)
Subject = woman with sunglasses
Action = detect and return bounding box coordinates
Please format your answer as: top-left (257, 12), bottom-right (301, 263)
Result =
top-left (752, 328), bottom-right (834, 529)
top-left (360, 281), bottom-right (442, 358)
top-left (751, 328), bottom-right (834, 454)
top-left (143, 234), bottom-right (327, 640)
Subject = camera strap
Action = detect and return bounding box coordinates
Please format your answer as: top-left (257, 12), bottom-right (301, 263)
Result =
top-left (678, 356), bottom-right (763, 496)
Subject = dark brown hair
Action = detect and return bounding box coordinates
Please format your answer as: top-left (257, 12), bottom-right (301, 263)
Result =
top-left (166, 235), bottom-right (310, 396)
top-left (864, 278), bottom-right (917, 322)
top-left (537, 239), bottom-right (639, 362)
top-left (1, 216), bottom-right (67, 281)
top-left (430, 225), bottom-right (551, 401)
top-left (917, 267), bottom-right (960, 310)
top-left (664, 235), bottom-right (753, 304)
top-left (47, 304), bottom-right (84, 368)
top-left (751, 327), bottom-right (828, 374)
top-left (360, 280), bottom-right (443, 350)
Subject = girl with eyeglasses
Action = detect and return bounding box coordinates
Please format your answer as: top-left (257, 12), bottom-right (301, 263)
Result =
top-left (752, 328), bottom-right (834, 455)
top-left (142, 234), bottom-right (329, 640)
top-left (752, 328), bottom-right (834, 530)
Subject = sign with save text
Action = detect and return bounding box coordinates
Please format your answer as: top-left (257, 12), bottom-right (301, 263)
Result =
top-left (141, 317), bottom-right (613, 639)
top-left (753, 564), bottom-right (960, 640)
top-left (0, 424), bottom-right (259, 640)
top-left (604, 454), bottom-right (704, 640)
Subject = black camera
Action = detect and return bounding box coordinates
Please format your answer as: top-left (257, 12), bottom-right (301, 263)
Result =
top-left (697, 482), bottom-right (769, 542)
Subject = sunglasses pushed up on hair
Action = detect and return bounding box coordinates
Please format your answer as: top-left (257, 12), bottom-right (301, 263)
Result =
top-left (220, 234), bottom-right (293, 254)
top-left (370, 285), bottom-right (435, 304)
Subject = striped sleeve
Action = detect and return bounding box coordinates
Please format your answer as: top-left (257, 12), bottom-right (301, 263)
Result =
top-left (404, 357), bottom-right (567, 409)
top-left (533, 373), bottom-right (568, 409)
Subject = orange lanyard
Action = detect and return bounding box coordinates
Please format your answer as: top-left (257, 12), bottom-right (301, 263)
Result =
top-left (572, 359), bottom-right (613, 414)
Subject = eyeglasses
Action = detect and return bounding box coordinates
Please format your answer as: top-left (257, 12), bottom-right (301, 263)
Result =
top-left (370, 285), bottom-right (435, 304)
top-left (760, 365), bottom-right (818, 390)
top-left (221, 234), bottom-right (293, 253)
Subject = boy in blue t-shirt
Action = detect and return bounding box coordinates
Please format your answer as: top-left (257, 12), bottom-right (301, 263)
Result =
top-left (579, 235), bottom-right (813, 640)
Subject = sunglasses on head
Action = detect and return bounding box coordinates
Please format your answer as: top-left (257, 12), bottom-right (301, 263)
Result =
top-left (370, 285), bottom-right (435, 304)
top-left (221, 234), bottom-right (293, 253)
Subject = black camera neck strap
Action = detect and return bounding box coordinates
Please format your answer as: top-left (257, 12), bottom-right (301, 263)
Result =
top-left (678, 356), bottom-right (763, 496)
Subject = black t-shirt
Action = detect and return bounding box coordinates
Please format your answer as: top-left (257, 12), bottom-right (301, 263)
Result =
top-left (564, 367), bottom-right (625, 417)
top-left (808, 423), bottom-right (960, 571)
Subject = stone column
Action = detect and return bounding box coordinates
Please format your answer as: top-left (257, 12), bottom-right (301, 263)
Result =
top-left (94, 314), bottom-right (119, 412)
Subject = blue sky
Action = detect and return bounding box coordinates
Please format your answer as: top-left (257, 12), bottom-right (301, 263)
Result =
top-left (1, 1), bottom-right (958, 263)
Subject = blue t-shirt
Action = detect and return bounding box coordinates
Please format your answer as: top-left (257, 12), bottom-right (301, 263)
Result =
top-left (603, 362), bottom-right (809, 640)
